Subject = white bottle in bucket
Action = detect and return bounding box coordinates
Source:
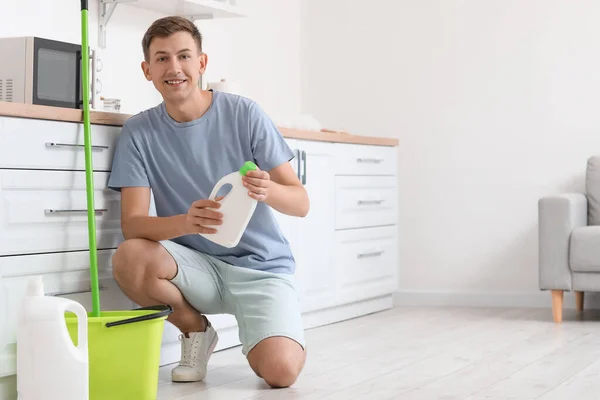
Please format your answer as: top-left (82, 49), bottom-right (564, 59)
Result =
top-left (199, 161), bottom-right (259, 248)
top-left (17, 275), bottom-right (89, 400)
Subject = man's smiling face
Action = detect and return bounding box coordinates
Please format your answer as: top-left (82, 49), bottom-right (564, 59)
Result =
top-left (141, 31), bottom-right (207, 104)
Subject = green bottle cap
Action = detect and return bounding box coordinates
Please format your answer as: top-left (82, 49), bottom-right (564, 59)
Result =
top-left (239, 161), bottom-right (257, 176)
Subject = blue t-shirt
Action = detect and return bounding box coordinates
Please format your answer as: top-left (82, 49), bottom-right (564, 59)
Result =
top-left (107, 90), bottom-right (296, 274)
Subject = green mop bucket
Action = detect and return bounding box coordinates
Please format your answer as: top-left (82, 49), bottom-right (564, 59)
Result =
top-left (65, 305), bottom-right (173, 400)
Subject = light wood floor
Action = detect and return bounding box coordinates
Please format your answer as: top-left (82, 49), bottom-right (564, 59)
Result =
top-left (157, 305), bottom-right (600, 399)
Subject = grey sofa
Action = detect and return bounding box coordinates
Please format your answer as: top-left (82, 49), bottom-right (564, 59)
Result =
top-left (539, 155), bottom-right (600, 322)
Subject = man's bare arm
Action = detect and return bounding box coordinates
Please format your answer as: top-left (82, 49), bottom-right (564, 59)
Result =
top-left (242, 162), bottom-right (310, 217)
top-left (120, 187), bottom-right (223, 241)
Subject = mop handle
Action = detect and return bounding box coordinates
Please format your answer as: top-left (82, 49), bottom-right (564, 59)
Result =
top-left (81, 0), bottom-right (101, 317)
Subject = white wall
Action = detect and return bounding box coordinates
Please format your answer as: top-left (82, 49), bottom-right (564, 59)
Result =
top-left (302, 0), bottom-right (600, 305)
top-left (0, 0), bottom-right (302, 118)
top-left (199, 0), bottom-right (302, 119)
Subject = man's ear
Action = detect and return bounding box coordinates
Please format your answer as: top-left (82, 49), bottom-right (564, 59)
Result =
top-left (141, 61), bottom-right (152, 81)
top-left (199, 53), bottom-right (208, 74)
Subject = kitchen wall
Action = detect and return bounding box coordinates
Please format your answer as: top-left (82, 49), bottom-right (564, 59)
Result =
top-left (302, 0), bottom-right (600, 307)
top-left (0, 0), bottom-right (302, 118)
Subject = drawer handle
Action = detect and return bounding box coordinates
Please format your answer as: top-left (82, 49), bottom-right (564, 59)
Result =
top-left (47, 284), bottom-right (108, 297)
top-left (301, 150), bottom-right (307, 185)
top-left (356, 158), bottom-right (383, 163)
top-left (46, 142), bottom-right (109, 151)
top-left (357, 250), bottom-right (384, 258)
top-left (357, 200), bottom-right (384, 206)
top-left (45, 208), bottom-right (108, 215)
top-left (294, 149), bottom-right (301, 180)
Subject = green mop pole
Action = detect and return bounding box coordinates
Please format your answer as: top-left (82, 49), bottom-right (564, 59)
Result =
top-left (81, 0), bottom-right (101, 317)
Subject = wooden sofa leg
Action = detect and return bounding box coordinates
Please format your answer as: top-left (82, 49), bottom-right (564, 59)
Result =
top-left (576, 291), bottom-right (584, 312)
top-left (552, 290), bottom-right (564, 323)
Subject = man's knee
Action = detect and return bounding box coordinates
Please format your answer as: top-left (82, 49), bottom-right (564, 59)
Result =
top-left (249, 338), bottom-right (305, 388)
top-left (112, 239), bottom-right (163, 288)
top-left (260, 355), bottom-right (303, 388)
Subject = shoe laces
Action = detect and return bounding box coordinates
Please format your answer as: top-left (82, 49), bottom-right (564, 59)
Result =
top-left (178, 334), bottom-right (193, 367)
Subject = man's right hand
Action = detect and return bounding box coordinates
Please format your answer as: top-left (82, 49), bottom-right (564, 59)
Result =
top-left (185, 199), bottom-right (224, 235)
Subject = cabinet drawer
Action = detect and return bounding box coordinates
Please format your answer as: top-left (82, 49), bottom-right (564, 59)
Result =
top-left (335, 176), bottom-right (397, 230)
top-left (0, 249), bottom-right (133, 377)
top-left (334, 226), bottom-right (398, 303)
top-left (0, 169), bottom-right (123, 256)
top-left (0, 116), bottom-right (119, 171)
top-left (334, 143), bottom-right (397, 176)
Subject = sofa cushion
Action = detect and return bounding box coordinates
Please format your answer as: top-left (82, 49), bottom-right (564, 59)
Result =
top-left (587, 155), bottom-right (600, 225)
top-left (570, 226), bottom-right (600, 272)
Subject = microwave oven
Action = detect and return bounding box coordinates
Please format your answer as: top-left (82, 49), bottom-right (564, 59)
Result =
top-left (0, 36), bottom-right (101, 109)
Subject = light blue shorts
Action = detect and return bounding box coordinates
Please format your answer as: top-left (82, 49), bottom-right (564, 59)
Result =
top-left (159, 240), bottom-right (305, 356)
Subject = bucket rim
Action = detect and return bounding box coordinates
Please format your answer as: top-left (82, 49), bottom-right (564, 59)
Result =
top-left (65, 305), bottom-right (173, 327)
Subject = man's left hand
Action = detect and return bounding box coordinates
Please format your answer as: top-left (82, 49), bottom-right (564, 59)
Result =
top-left (242, 168), bottom-right (271, 201)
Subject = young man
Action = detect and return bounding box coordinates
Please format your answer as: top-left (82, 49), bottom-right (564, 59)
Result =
top-left (107, 16), bottom-right (309, 388)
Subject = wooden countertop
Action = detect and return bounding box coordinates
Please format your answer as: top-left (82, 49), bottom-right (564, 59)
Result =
top-left (0, 101), bottom-right (399, 146)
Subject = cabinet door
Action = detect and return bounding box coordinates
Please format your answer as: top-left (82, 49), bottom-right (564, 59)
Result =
top-left (0, 116), bottom-right (119, 171)
top-left (294, 140), bottom-right (336, 312)
top-left (272, 139), bottom-right (300, 258)
top-left (335, 176), bottom-right (398, 230)
top-left (333, 143), bottom-right (397, 176)
top-left (334, 226), bottom-right (398, 304)
top-left (0, 169), bottom-right (124, 256)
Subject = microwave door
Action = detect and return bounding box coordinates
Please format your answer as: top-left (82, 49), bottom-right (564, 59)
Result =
top-left (32, 38), bottom-right (81, 109)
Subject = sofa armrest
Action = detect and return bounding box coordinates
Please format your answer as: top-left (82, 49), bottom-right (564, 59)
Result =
top-left (538, 193), bottom-right (588, 291)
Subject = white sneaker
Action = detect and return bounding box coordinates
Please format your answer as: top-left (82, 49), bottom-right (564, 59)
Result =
top-left (171, 323), bottom-right (219, 382)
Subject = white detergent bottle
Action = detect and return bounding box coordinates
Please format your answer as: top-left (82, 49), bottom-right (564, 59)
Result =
top-left (17, 275), bottom-right (89, 400)
top-left (200, 161), bottom-right (259, 248)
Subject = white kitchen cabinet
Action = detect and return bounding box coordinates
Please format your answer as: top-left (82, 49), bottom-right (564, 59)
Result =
top-left (271, 139), bottom-right (336, 313)
top-left (335, 176), bottom-right (398, 230)
top-left (98, 0), bottom-right (246, 48)
top-left (272, 138), bottom-right (300, 260)
top-left (261, 139), bottom-right (397, 328)
top-left (331, 143), bottom-right (398, 311)
top-left (0, 169), bottom-right (124, 256)
top-left (0, 116), bottom-right (118, 171)
top-left (293, 140), bottom-right (336, 313)
top-left (334, 142), bottom-right (397, 176)
top-left (122, 0), bottom-right (246, 18)
top-left (334, 226), bottom-right (398, 304)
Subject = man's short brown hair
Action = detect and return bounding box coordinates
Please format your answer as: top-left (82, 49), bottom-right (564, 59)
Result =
top-left (142, 16), bottom-right (203, 61)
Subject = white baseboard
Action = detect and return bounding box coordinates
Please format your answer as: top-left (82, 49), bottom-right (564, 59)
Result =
top-left (302, 295), bottom-right (394, 331)
top-left (393, 290), bottom-right (600, 309)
